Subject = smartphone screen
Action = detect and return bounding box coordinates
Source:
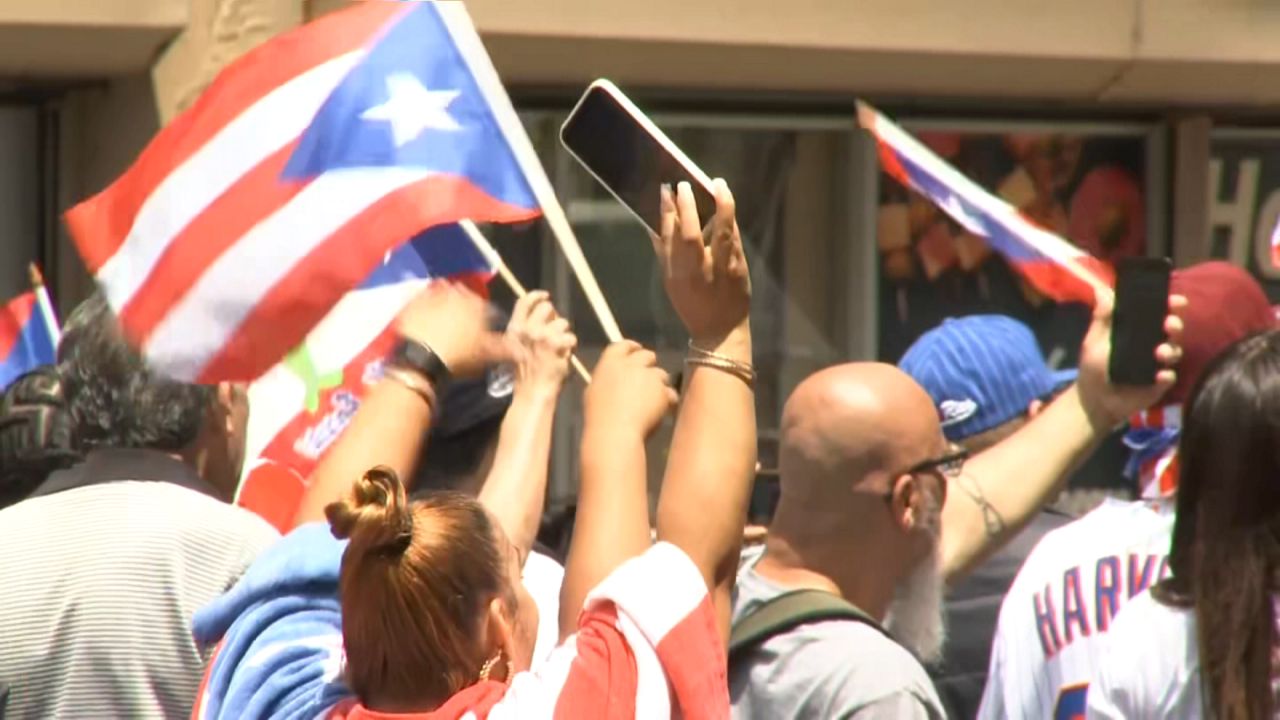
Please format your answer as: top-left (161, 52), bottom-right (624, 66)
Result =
top-left (560, 82), bottom-right (717, 234)
top-left (1109, 257), bottom-right (1172, 386)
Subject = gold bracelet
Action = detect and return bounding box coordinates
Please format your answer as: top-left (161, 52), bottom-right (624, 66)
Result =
top-left (685, 356), bottom-right (757, 387)
top-left (383, 366), bottom-right (438, 409)
top-left (687, 340), bottom-right (755, 379)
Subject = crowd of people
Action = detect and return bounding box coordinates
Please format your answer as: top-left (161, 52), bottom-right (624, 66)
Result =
top-left (2, 176), bottom-right (1279, 719)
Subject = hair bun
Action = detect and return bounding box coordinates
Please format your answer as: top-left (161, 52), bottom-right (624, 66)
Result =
top-left (326, 465), bottom-right (415, 554)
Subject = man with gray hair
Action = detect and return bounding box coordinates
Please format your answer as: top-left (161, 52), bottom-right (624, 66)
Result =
top-left (0, 293), bottom-right (278, 719)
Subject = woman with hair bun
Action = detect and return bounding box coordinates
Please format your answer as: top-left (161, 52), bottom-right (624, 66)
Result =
top-left (194, 180), bottom-right (754, 719)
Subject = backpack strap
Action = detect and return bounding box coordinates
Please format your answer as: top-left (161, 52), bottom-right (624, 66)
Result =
top-left (728, 589), bottom-right (887, 664)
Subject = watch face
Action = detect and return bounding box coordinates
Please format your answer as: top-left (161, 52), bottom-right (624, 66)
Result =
top-left (487, 364), bottom-right (514, 399)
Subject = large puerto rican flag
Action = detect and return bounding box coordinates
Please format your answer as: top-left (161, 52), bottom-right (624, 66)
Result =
top-left (857, 101), bottom-right (1113, 305)
top-left (65, 0), bottom-right (540, 383)
top-left (0, 283), bottom-right (59, 390)
top-left (236, 223), bottom-right (496, 532)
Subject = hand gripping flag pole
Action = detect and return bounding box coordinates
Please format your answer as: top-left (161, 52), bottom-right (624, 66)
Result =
top-left (459, 220), bottom-right (592, 383)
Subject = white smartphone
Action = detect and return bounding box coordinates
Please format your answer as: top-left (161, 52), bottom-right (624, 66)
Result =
top-left (560, 79), bottom-right (718, 235)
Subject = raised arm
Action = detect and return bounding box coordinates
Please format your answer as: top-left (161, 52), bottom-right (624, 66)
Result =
top-left (476, 290), bottom-right (576, 561)
top-left (293, 283), bottom-right (510, 527)
top-left (560, 341), bottom-right (676, 639)
top-left (653, 180), bottom-right (756, 643)
top-left (939, 290), bottom-right (1186, 579)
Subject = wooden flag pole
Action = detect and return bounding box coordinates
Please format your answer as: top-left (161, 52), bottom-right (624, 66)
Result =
top-left (438, 3), bottom-right (623, 344)
top-left (27, 262), bottom-right (62, 339)
top-left (460, 221), bottom-right (591, 384)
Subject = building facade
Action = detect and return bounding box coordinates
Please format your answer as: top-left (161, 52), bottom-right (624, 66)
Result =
top-left (4, 0), bottom-right (1279, 503)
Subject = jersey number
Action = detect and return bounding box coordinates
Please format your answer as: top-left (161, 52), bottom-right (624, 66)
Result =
top-left (1054, 683), bottom-right (1088, 720)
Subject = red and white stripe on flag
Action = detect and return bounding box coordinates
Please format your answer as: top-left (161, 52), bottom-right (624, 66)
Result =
top-left (65, 4), bottom-right (406, 383)
top-left (64, 1), bottom-right (538, 383)
top-left (857, 101), bottom-right (1114, 306)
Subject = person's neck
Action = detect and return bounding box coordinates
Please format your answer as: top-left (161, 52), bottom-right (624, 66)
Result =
top-left (754, 525), bottom-right (899, 621)
top-left (177, 445), bottom-right (233, 502)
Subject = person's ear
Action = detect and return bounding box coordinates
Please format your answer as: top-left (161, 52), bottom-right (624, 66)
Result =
top-left (1026, 398), bottom-right (1044, 419)
top-left (888, 473), bottom-right (922, 532)
top-left (484, 597), bottom-right (517, 682)
top-left (215, 382), bottom-right (238, 434)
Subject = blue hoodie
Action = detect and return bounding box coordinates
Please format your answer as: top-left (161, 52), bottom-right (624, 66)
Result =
top-left (192, 523), bottom-right (353, 719)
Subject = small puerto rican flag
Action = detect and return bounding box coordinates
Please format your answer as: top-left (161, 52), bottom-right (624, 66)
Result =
top-left (857, 101), bottom-right (1113, 305)
top-left (0, 266), bottom-right (60, 390)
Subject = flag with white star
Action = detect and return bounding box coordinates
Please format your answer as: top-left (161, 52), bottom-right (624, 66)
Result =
top-left (64, 0), bottom-right (540, 383)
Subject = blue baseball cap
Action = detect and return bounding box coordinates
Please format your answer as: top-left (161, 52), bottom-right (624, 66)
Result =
top-left (898, 315), bottom-right (1077, 442)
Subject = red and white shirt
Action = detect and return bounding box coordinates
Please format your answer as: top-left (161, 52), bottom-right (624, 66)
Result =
top-left (191, 524), bottom-right (726, 720)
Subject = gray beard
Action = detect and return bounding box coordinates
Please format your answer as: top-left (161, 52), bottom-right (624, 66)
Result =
top-left (884, 502), bottom-right (947, 664)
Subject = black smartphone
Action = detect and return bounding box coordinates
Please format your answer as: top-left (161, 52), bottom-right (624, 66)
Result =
top-left (560, 79), bottom-right (717, 234)
top-left (1109, 257), bottom-right (1173, 386)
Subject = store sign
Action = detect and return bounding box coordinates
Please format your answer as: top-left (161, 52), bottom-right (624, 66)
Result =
top-left (1208, 136), bottom-right (1280, 289)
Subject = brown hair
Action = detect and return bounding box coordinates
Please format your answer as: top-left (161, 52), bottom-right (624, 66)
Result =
top-left (1154, 330), bottom-right (1280, 719)
top-left (326, 466), bottom-right (512, 709)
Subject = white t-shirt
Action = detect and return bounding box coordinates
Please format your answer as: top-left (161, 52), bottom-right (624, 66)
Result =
top-left (1084, 589), bottom-right (1204, 719)
top-left (523, 549), bottom-right (565, 668)
top-left (977, 498), bottom-right (1175, 720)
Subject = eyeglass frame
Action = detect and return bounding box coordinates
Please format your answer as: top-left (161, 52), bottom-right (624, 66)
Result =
top-left (883, 443), bottom-right (970, 505)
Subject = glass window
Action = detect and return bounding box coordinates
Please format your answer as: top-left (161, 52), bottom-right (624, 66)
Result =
top-left (484, 111), bottom-right (870, 509)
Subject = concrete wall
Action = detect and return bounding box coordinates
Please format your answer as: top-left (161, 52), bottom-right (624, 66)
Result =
top-left (461, 0), bottom-right (1280, 107)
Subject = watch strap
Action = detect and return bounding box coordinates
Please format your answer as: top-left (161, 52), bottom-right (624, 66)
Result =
top-left (389, 338), bottom-right (451, 387)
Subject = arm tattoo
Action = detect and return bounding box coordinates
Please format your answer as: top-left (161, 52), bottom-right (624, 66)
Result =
top-left (956, 471), bottom-right (1006, 538)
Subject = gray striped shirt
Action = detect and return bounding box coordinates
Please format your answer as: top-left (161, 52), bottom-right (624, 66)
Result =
top-left (0, 458), bottom-right (278, 719)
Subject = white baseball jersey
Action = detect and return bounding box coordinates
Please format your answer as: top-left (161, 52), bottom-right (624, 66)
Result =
top-left (977, 497), bottom-right (1175, 720)
top-left (1084, 589), bottom-right (1204, 719)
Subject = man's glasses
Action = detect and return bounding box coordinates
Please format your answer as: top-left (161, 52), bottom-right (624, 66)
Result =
top-left (904, 444), bottom-right (969, 480)
top-left (882, 444), bottom-right (969, 506)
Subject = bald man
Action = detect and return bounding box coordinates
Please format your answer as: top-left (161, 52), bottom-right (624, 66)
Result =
top-left (728, 292), bottom-right (1185, 719)
top-left (731, 364), bottom-right (954, 718)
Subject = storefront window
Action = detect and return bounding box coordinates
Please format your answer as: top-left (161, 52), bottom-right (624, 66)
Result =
top-left (875, 122), bottom-right (1160, 367)
top-left (489, 111), bottom-right (868, 507)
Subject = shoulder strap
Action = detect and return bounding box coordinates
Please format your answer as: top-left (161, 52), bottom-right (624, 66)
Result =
top-left (728, 589), bottom-right (887, 663)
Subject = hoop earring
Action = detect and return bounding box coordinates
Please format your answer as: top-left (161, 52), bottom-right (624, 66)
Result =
top-left (479, 652), bottom-right (502, 682)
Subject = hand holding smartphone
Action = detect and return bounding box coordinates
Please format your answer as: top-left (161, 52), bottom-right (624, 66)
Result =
top-left (560, 80), bottom-right (717, 234)
top-left (1109, 257), bottom-right (1173, 386)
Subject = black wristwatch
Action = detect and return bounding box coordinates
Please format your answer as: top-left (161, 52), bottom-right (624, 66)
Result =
top-left (388, 337), bottom-right (452, 388)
